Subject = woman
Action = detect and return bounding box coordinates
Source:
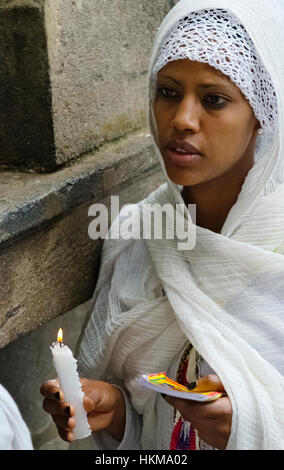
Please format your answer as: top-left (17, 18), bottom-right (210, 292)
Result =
top-left (41, 0), bottom-right (284, 450)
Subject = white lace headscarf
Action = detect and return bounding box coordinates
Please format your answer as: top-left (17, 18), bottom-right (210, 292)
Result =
top-left (151, 8), bottom-right (278, 135)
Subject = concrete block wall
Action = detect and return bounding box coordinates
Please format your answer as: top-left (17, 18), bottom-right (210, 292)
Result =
top-left (0, 0), bottom-right (178, 450)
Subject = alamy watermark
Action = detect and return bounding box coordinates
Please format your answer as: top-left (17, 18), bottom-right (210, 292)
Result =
top-left (88, 196), bottom-right (196, 251)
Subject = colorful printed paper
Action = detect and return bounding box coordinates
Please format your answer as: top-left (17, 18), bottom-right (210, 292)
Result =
top-left (139, 372), bottom-right (223, 402)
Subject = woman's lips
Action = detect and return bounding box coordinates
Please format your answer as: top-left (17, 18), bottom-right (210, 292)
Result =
top-left (166, 148), bottom-right (202, 166)
top-left (165, 143), bottom-right (203, 167)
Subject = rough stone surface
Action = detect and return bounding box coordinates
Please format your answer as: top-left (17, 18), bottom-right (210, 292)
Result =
top-left (0, 161), bottom-right (164, 348)
top-left (0, 209), bottom-right (102, 348)
top-left (45, 0), bottom-right (177, 165)
top-left (0, 1), bottom-right (55, 171)
top-left (0, 131), bottom-right (160, 246)
top-left (0, 0), bottom-right (177, 171)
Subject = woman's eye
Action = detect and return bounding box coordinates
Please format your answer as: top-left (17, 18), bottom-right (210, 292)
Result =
top-left (204, 95), bottom-right (229, 108)
top-left (157, 86), bottom-right (179, 99)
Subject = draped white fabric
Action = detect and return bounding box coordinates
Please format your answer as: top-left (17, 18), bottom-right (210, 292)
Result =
top-left (78, 0), bottom-right (284, 449)
top-left (0, 384), bottom-right (33, 450)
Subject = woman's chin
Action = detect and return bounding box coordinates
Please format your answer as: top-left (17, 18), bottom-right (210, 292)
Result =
top-left (165, 169), bottom-right (198, 187)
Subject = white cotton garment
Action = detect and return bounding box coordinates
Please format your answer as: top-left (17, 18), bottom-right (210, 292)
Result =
top-left (77, 0), bottom-right (284, 450)
top-left (0, 384), bottom-right (33, 450)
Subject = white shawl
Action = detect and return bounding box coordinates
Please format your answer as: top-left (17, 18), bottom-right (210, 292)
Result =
top-left (78, 0), bottom-right (284, 450)
top-left (0, 384), bottom-right (33, 450)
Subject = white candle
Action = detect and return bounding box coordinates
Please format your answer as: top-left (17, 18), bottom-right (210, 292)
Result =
top-left (50, 328), bottom-right (91, 440)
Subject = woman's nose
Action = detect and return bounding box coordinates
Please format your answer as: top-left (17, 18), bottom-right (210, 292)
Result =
top-left (170, 97), bottom-right (200, 133)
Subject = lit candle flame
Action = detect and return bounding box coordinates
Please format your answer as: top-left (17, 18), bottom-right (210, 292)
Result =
top-left (57, 328), bottom-right (63, 344)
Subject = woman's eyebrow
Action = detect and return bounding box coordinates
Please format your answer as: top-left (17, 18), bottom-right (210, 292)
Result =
top-left (157, 74), bottom-right (233, 90)
top-left (198, 83), bottom-right (233, 90)
top-left (156, 74), bottom-right (182, 85)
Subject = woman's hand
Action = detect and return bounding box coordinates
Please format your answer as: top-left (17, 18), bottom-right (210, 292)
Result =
top-left (40, 378), bottom-right (126, 443)
top-left (163, 374), bottom-right (232, 450)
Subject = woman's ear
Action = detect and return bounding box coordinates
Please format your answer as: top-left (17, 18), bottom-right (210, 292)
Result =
top-left (254, 120), bottom-right (263, 136)
top-left (253, 121), bottom-right (263, 136)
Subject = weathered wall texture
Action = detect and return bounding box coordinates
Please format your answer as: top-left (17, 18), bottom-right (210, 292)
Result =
top-left (45, 0), bottom-right (176, 166)
top-left (0, 0), bottom-right (178, 450)
top-left (0, 2), bottom-right (55, 170)
top-left (0, 131), bottom-right (163, 348)
top-left (0, 0), bottom-right (176, 171)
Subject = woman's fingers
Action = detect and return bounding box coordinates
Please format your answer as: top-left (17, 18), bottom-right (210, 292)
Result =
top-left (58, 428), bottom-right (75, 443)
top-left (164, 396), bottom-right (231, 421)
top-left (40, 379), bottom-right (65, 402)
top-left (52, 414), bottom-right (76, 431)
top-left (83, 394), bottom-right (95, 413)
top-left (87, 409), bottom-right (115, 432)
top-left (41, 378), bottom-right (126, 442)
top-left (188, 374), bottom-right (226, 393)
top-left (42, 398), bottom-right (75, 417)
top-left (44, 398), bottom-right (77, 443)
top-left (163, 394), bottom-right (232, 450)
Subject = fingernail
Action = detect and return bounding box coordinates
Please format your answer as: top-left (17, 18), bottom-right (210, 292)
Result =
top-left (187, 381), bottom-right (197, 390)
top-left (54, 391), bottom-right (61, 400)
top-left (64, 406), bottom-right (71, 416)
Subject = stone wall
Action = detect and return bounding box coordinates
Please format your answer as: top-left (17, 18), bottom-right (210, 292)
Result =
top-left (0, 0), bottom-right (177, 171)
top-left (0, 0), bottom-right (177, 450)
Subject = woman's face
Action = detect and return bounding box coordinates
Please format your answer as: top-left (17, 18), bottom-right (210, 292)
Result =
top-left (154, 59), bottom-right (260, 187)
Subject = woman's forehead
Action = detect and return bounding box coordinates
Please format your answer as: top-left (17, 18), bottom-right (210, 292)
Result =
top-left (157, 59), bottom-right (234, 87)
